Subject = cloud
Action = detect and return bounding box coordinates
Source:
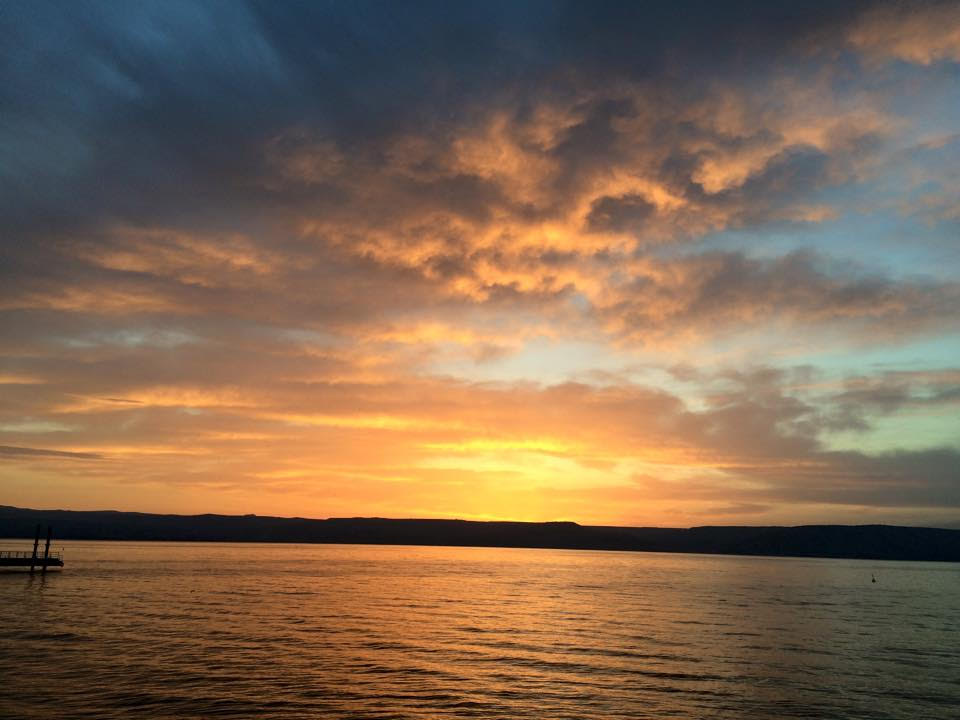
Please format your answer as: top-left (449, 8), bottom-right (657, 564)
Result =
top-left (2, 1), bottom-right (958, 524)
top-left (0, 1), bottom-right (923, 341)
top-left (586, 194), bottom-right (658, 234)
top-left (2, 340), bottom-right (957, 521)
top-left (595, 250), bottom-right (960, 345)
top-left (849, 2), bottom-right (960, 65)
top-left (0, 445), bottom-right (103, 460)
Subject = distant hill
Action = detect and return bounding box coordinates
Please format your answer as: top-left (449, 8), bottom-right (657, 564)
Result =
top-left (2, 505), bottom-right (959, 561)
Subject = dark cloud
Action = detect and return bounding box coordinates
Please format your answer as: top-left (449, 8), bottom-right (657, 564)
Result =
top-left (586, 194), bottom-right (657, 233)
top-left (0, 445), bottom-right (102, 460)
top-left (0, 0), bottom-right (928, 318)
top-left (601, 250), bottom-right (960, 341)
top-left (736, 447), bottom-right (960, 509)
top-left (715, 146), bottom-right (831, 217)
top-left (0, 0), bottom-right (882, 234)
top-left (670, 370), bottom-right (960, 509)
top-left (819, 371), bottom-right (960, 432)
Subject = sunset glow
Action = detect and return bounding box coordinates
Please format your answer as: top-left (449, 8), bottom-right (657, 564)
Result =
top-left (2, 2), bottom-right (959, 527)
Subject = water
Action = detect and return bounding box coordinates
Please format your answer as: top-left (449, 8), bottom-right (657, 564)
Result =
top-left (1, 542), bottom-right (958, 719)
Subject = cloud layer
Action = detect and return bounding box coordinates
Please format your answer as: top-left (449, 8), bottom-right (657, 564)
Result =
top-left (2, 1), bottom-right (958, 526)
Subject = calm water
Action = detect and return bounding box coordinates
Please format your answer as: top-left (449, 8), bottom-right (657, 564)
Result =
top-left (0, 542), bottom-right (958, 719)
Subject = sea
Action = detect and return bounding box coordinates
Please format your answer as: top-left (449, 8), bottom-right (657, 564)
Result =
top-left (0, 541), bottom-right (958, 719)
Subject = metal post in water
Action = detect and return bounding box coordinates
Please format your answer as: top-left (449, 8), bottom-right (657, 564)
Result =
top-left (42, 526), bottom-right (52, 575)
top-left (30, 523), bottom-right (40, 574)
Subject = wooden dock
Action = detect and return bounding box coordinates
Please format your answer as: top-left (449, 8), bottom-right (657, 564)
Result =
top-left (0, 524), bottom-right (63, 572)
top-left (0, 550), bottom-right (64, 569)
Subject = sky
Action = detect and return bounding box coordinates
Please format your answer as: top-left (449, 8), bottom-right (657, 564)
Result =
top-left (1, 1), bottom-right (959, 527)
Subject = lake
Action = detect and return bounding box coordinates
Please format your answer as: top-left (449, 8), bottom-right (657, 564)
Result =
top-left (0, 541), bottom-right (958, 718)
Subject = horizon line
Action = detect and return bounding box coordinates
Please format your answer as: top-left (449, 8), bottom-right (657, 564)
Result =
top-left (3, 504), bottom-right (958, 532)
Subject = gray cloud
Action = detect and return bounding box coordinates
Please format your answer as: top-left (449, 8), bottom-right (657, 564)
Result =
top-left (0, 445), bottom-right (103, 460)
top-left (586, 194), bottom-right (657, 233)
top-left (596, 250), bottom-right (960, 343)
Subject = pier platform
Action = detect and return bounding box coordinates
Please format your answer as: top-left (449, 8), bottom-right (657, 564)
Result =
top-left (0, 550), bottom-right (64, 569)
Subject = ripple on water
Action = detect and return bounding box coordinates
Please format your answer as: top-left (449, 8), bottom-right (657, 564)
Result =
top-left (0, 543), bottom-right (958, 720)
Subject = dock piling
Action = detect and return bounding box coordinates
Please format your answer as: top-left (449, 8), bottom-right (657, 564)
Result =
top-left (42, 526), bottom-right (52, 575)
top-left (30, 524), bottom-right (40, 574)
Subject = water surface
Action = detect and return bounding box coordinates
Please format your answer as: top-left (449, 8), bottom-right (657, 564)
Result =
top-left (1, 541), bottom-right (957, 718)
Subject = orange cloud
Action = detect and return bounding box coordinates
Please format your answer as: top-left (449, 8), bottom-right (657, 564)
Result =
top-left (850, 4), bottom-right (960, 65)
top-left (4, 6), bottom-right (959, 528)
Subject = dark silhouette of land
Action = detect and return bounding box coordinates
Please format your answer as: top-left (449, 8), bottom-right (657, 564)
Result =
top-left (2, 505), bottom-right (958, 561)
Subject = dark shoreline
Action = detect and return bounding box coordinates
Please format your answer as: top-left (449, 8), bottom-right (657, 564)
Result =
top-left (2, 505), bottom-right (959, 562)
